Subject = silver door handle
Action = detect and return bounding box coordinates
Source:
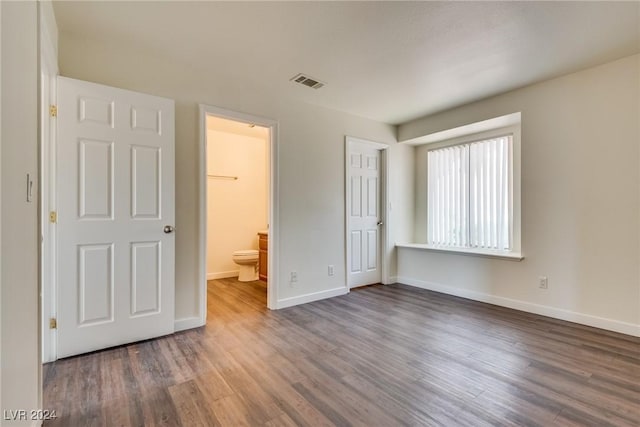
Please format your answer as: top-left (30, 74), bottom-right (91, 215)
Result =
top-left (164, 225), bottom-right (175, 234)
top-left (377, 220), bottom-right (383, 226)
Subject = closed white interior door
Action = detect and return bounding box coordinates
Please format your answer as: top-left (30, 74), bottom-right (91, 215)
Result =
top-left (348, 141), bottom-right (382, 288)
top-left (57, 77), bottom-right (175, 358)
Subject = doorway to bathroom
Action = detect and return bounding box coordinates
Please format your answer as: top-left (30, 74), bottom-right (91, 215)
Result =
top-left (199, 105), bottom-right (279, 315)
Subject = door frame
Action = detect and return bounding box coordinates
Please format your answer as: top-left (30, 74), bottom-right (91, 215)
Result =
top-left (40, 7), bottom-right (59, 363)
top-left (344, 136), bottom-right (390, 290)
top-left (198, 104), bottom-right (279, 311)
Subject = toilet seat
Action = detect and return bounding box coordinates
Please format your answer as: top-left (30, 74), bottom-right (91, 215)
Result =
top-left (233, 250), bottom-right (258, 260)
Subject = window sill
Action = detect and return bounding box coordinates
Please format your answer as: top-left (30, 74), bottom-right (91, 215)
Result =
top-left (396, 243), bottom-right (524, 261)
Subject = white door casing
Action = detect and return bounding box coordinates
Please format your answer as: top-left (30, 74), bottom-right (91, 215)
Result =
top-left (57, 77), bottom-right (175, 358)
top-left (40, 38), bottom-right (58, 363)
top-left (347, 138), bottom-right (384, 288)
top-left (198, 104), bottom-right (279, 312)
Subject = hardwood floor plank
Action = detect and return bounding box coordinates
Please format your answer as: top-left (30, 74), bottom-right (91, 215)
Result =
top-left (216, 361), bottom-right (284, 424)
top-left (138, 388), bottom-right (182, 426)
top-left (226, 347), bottom-right (336, 426)
top-left (290, 380), bottom-right (357, 427)
top-left (44, 281), bottom-right (640, 426)
top-left (264, 413), bottom-right (299, 427)
top-left (210, 395), bottom-right (253, 427)
top-left (168, 379), bottom-right (222, 427)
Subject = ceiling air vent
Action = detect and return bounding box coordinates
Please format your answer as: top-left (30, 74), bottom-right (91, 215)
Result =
top-left (290, 73), bottom-right (325, 89)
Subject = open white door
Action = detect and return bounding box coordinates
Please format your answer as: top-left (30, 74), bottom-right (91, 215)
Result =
top-left (57, 77), bottom-right (175, 358)
top-left (347, 138), bottom-right (383, 288)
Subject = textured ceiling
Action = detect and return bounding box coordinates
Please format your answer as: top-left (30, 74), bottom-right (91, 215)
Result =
top-left (53, 1), bottom-right (640, 125)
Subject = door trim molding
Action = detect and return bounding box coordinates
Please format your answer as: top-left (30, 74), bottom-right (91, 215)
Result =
top-left (40, 3), bottom-right (59, 363)
top-left (344, 136), bottom-right (390, 290)
top-left (198, 104), bottom-right (279, 316)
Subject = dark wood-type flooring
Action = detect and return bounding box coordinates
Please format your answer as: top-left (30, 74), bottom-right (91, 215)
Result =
top-left (44, 279), bottom-right (640, 426)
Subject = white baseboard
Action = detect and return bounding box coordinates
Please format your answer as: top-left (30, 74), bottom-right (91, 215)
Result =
top-left (276, 287), bottom-right (348, 309)
top-left (387, 276), bottom-right (398, 284)
top-left (397, 276), bottom-right (640, 337)
top-left (174, 316), bottom-right (205, 332)
top-left (207, 270), bottom-right (239, 280)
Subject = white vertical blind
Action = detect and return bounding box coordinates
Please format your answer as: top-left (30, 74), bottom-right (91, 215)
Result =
top-left (428, 135), bottom-right (512, 251)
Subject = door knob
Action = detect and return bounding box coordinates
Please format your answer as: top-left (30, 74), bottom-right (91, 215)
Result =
top-left (164, 225), bottom-right (175, 234)
top-left (377, 220), bottom-right (383, 226)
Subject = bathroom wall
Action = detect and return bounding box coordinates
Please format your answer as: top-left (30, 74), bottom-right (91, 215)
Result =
top-left (207, 122), bottom-right (269, 279)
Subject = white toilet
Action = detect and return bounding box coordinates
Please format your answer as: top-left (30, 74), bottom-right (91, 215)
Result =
top-left (232, 249), bottom-right (259, 282)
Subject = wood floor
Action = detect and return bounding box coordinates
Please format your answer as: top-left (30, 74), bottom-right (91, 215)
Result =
top-left (43, 279), bottom-right (640, 427)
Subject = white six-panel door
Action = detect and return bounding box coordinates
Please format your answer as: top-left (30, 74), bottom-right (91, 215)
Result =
top-left (348, 140), bottom-right (382, 288)
top-left (57, 77), bottom-right (175, 358)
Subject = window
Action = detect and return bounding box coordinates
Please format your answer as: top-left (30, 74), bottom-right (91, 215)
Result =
top-left (427, 133), bottom-right (516, 254)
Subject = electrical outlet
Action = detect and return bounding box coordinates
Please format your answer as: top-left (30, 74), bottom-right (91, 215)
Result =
top-left (290, 271), bottom-right (298, 282)
top-left (328, 265), bottom-right (334, 276)
top-left (539, 276), bottom-right (548, 289)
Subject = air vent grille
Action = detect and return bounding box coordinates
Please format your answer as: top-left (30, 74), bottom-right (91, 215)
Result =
top-left (290, 73), bottom-right (325, 89)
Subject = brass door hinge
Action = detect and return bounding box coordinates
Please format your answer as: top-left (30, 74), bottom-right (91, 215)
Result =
top-left (49, 318), bottom-right (57, 329)
top-left (49, 105), bottom-right (57, 117)
top-left (49, 211), bottom-right (57, 223)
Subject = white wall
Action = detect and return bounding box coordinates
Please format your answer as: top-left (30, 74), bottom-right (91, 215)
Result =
top-left (58, 34), bottom-right (396, 318)
top-left (1, 1), bottom-right (41, 424)
top-left (207, 129), bottom-right (268, 278)
top-left (385, 143), bottom-right (415, 281)
top-left (397, 55), bottom-right (640, 336)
